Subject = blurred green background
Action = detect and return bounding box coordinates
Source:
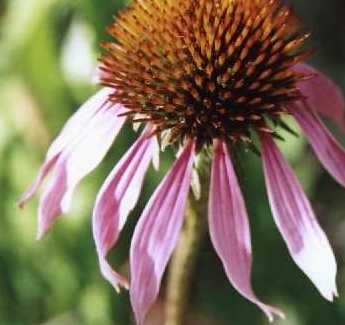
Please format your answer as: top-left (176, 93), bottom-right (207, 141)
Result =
top-left (0, 0), bottom-right (344, 324)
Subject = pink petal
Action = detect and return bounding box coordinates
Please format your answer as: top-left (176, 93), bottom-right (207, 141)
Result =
top-left (18, 156), bottom-right (59, 209)
top-left (93, 126), bottom-right (156, 292)
top-left (18, 88), bottom-right (114, 208)
top-left (47, 88), bottom-right (114, 160)
top-left (289, 103), bottom-right (345, 188)
top-left (129, 140), bottom-right (195, 325)
top-left (261, 133), bottom-right (338, 301)
top-left (37, 104), bottom-right (126, 239)
top-left (208, 139), bottom-right (284, 322)
top-left (294, 63), bottom-right (345, 129)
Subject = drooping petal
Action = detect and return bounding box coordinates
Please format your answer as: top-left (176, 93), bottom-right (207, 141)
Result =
top-left (18, 156), bottom-right (59, 209)
top-left (129, 140), bottom-right (195, 325)
top-left (93, 126), bottom-right (156, 292)
top-left (208, 139), bottom-right (284, 322)
top-left (47, 88), bottom-right (114, 160)
top-left (289, 103), bottom-right (345, 188)
top-left (261, 133), bottom-right (338, 301)
top-left (18, 88), bottom-right (114, 208)
top-left (294, 63), bottom-right (345, 129)
top-left (37, 104), bottom-right (126, 239)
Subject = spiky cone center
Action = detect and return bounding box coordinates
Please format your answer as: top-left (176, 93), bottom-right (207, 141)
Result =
top-left (100, 0), bottom-right (311, 149)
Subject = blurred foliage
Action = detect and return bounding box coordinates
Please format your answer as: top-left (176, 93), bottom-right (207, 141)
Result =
top-left (0, 0), bottom-right (344, 324)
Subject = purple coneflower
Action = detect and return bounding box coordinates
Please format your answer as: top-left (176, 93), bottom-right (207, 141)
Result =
top-left (20, 0), bottom-right (345, 323)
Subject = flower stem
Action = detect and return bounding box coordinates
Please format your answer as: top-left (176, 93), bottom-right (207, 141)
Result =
top-left (165, 157), bottom-right (210, 325)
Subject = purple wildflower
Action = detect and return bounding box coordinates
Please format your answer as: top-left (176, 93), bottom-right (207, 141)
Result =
top-left (20, 0), bottom-right (345, 323)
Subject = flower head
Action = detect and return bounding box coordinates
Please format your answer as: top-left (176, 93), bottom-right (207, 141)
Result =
top-left (20, 0), bottom-right (345, 324)
top-left (101, 0), bottom-right (312, 149)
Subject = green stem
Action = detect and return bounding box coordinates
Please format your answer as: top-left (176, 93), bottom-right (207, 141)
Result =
top-left (165, 156), bottom-right (210, 325)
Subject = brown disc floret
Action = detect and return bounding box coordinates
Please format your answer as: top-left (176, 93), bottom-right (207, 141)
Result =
top-left (100, 0), bottom-right (311, 148)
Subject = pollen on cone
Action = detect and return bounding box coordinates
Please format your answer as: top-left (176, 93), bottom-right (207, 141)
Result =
top-left (100, 0), bottom-right (311, 148)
